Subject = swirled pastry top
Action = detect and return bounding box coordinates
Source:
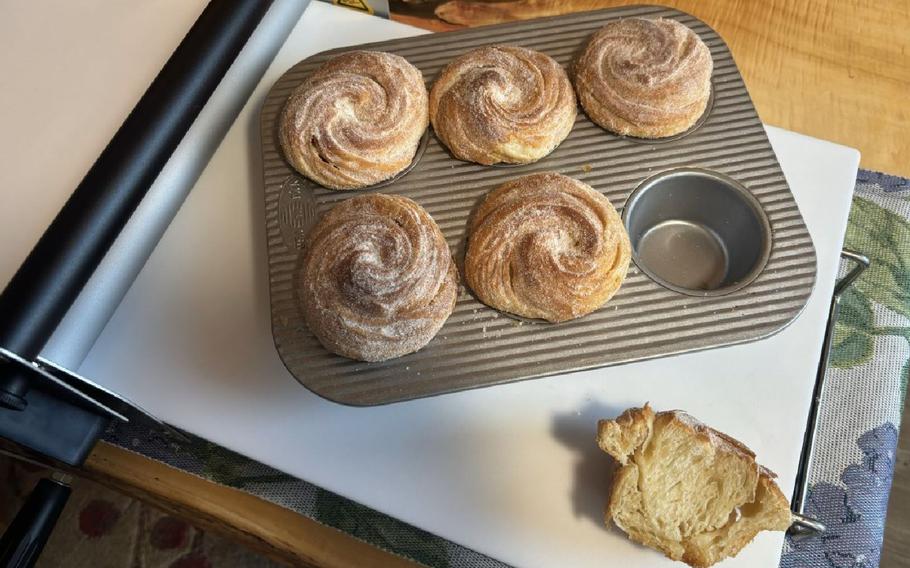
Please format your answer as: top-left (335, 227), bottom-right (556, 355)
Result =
top-left (300, 194), bottom-right (457, 361)
top-left (465, 173), bottom-right (631, 323)
top-left (574, 18), bottom-right (713, 138)
top-left (429, 46), bottom-right (576, 165)
top-left (279, 51), bottom-right (428, 190)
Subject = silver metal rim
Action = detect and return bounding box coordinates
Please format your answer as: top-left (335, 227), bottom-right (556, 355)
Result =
top-left (621, 167), bottom-right (773, 297)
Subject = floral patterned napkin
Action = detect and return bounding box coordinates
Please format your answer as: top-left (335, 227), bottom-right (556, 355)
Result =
top-left (780, 170), bottom-right (908, 568)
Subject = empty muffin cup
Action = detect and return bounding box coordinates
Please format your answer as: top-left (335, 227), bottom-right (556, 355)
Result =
top-left (622, 168), bottom-right (771, 296)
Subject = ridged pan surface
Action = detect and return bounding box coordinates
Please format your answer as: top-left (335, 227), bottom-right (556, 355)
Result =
top-left (259, 5), bottom-right (817, 405)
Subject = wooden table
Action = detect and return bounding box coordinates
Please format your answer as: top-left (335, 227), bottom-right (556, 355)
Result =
top-left (76, 1), bottom-right (909, 566)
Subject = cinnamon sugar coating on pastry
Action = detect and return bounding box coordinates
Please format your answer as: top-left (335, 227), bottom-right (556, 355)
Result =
top-left (300, 194), bottom-right (456, 361)
top-left (280, 51), bottom-right (428, 190)
top-left (575, 18), bottom-right (713, 138)
top-left (429, 45), bottom-right (576, 165)
top-left (465, 173), bottom-right (630, 322)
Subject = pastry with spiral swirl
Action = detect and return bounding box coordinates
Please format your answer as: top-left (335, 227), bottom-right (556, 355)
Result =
top-left (465, 172), bottom-right (630, 323)
top-left (300, 194), bottom-right (457, 362)
top-left (429, 46), bottom-right (576, 165)
top-left (279, 51), bottom-right (428, 190)
top-left (574, 18), bottom-right (713, 139)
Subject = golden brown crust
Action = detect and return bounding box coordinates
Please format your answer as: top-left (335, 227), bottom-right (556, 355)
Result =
top-left (429, 46), bottom-right (576, 165)
top-left (279, 51), bottom-right (428, 190)
top-left (597, 405), bottom-right (792, 567)
top-left (598, 405), bottom-right (762, 490)
top-left (574, 18), bottom-right (713, 138)
top-left (680, 475), bottom-right (793, 568)
top-left (465, 172), bottom-right (630, 322)
top-left (597, 405), bottom-right (655, 466)
top-left (300, 194), bottom-right (456, 361)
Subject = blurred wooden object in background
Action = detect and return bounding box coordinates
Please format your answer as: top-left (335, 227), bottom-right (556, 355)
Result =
top-left (390, 0), bottom-right (910, 178)
top-left (435, 0), bottom-right (608, 24)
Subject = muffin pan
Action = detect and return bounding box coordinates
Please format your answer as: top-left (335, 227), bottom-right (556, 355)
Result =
top-left (622, 168), bottom-right (772, 296)
top-left (259, 5), bottom-right (816, 405)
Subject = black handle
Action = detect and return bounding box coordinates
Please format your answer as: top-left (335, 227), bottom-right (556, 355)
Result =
top-left (0, 477), bottom-right (71, 568)
top-left (0, 0), bottom-right (274, 410)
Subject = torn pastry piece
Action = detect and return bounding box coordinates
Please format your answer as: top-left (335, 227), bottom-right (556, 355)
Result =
top-left (300, 194), bottom-right (457, 361)
top-left (597, 405), bottom-right (792, 567)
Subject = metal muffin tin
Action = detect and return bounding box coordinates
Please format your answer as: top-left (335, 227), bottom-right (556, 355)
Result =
top-left (259, 5), bottom-right (817, 405)
top-left (622, 168), bottom-right (773, 296)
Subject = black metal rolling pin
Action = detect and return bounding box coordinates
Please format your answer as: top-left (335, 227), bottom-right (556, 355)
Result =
top-left (0, 2), bottom-right (276, 566)
top-left (0, 0), bottom-right (274, 411)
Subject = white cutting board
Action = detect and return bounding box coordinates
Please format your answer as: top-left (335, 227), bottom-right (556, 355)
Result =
top-left (75, 4), bottom-right (858, 567)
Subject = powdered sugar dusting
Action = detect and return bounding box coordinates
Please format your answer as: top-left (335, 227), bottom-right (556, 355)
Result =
top-left (575, 18), bottom-right (712, 138)
top-left (429, 45), bottom-right (576, 165)
top-left (279, 51), bottom-right (428, 190)
top-left (670, 410), bottom-right (757, 461)
top-left (465, 172), bottom-right (631, 322)
top-left (301, 194), bottom-right (457, 361)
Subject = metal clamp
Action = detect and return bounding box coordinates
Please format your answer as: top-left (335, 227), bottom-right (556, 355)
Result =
top-left (0, 348), bottom-right (124, 421)
top-left (788, 249), bottom-right (870, 538)
top-left (0, 347), bottom-right (187, 444)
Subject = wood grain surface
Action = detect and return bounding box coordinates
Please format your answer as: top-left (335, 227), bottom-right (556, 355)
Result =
top-left (392, 0), bottom-right (910, 177)
top-left (81, 2), bottom-right (910, 567)
top-left (83, 443), bottom-right (420, 568)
